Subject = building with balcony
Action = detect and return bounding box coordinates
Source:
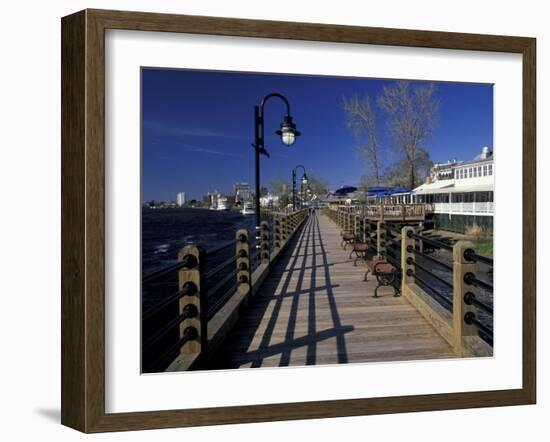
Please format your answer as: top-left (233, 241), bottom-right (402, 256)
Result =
top-left (412, 146), bottom-right (494, 232)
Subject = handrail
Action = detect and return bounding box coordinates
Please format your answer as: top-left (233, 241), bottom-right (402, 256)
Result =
top-left (142, 259), bottom-right (191, 285)
top-left (207, 268), bottom-right (238, 297)
top-left (464, 292), bottom-right (493, 315)
top-left (142, 208), bottom-right (310, 372)
top-left (409, 258), bottom-right (453, 290)
top-left (408, 246), bottom-right (453, 271)
top-left (384, 224), bottom-right (404, 234)
top-left (406, 268), bottom-right (453, 309)
top-left (207, 283), bottom-right (238, 320)
top-left (464, 272), bottom-right (494, 293)
top-left (143, 304), bottom-right (198, 352)
top-left (143, 239), bottom-right (236, 285)
top-left (407, 230), bottom-right (454, 251)
top-left (142, 281), bottom-right (197, 321)
top-left (464, 312), bottom-right (493, 338)
top-left (150, 326), bottom-right (199, 373)
top-left (464, 248), bottom-right (493, 266)
top-left (205, 255), bottom-right (236, 280)
top-left (205, 239), bottom-right (237, 256)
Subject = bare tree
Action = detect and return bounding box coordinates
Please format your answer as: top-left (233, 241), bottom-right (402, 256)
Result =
top-left (342, 93), bottom-right (383, 186)
top-left (377, 81), bottom-right (439, 189)
top-left (384, 148), bottom-right (434, 188)
top-left (268, 177), bottom-right (291, 207)
top-left (304, 173), bottom-right (329, 196)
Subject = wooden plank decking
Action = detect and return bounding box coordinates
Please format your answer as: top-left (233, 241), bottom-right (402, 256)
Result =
top-left (209, 213), bottom-right (455, 369)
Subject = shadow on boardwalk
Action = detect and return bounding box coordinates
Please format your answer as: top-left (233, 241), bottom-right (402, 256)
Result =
top-left (208, 212), bottom-right (454, 370)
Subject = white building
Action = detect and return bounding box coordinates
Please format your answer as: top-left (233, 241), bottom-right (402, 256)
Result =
top-left (176, 192), bottom-right (186, 207)
top-left (259, 193), bottom-right (279, 208)
top-left (233, 182), bottom-right (251, 204)
top-left (207, 190), bottom-right (221, 209)
top-left (411, 146), bottom-right (494, 232)
top-left (429, 158), bottom-right (463, 182)
top-left (413, 147), bottom-right (493, 213)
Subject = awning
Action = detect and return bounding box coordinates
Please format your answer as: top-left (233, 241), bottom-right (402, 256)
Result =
top-left (412, 182), bottom-right (493, 195)
top-left (412, 181), bottom-right (454, 194)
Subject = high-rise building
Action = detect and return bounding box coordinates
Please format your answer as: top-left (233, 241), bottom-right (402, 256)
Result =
top-left (233, 182), bottom-right (251, 203)
top-left (176, 192), bottom-right (186, 207)
top-left (207, 190), bottom-right (220, 209)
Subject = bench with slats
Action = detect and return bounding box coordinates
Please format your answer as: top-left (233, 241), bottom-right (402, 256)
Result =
top-left (364, 260), bottom-right (400, 298)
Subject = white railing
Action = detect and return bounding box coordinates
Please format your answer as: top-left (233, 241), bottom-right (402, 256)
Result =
top-left (434, 202), bottom-right (494, 215)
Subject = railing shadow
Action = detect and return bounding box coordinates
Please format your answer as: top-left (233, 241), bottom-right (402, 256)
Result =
top-left (208, 212), bottom-right (353, 369)
top-left (313, 214), bottom-right (350, 364)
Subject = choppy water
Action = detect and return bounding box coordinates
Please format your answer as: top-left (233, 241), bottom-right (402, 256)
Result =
top-left (141, 208), bottom-right (262, 372)
top-left (142, 208), bottom-right (257, 274)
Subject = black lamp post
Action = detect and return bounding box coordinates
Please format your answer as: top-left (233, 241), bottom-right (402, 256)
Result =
top-left (253, 93), bottom-right (301, 228)
top-left (292, 165), bottom-right (308, 211)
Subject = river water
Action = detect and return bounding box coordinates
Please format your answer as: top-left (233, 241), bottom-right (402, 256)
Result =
top-left (142, 208), bottom-right (258, 274)
top-left (142, 208), bottom-right (262, 372)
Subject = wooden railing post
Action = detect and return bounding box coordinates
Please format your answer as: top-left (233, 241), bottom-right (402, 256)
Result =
top-left (401, 226), bottom-right (415, 293)
top-left (259, 220), bottom-right (270, 264)
top-left (377, 221), bottom-right (387, 260)
top-left (281, 214), bottom-right (288, 244)
top-left (177, 245), bottom-right (207, 356)
top-left (452, 240), bottom-right (477, 356)
top-left (236, 229), bottom-right (252, 297)
top-left (365, 218), bottom-right (374, 248)
top-left (415, 222), bottom-right (424, 253)
top-left (273, 214), bottom-right (282, 251)
top-left (342, 208), bottom-right (347, 231)
top-left (341, 208), bottom-right (345, 231)
top-left (359, 216), bottom-right (365, 243)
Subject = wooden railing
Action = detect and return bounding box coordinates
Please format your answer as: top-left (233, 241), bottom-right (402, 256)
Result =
top-left (331, 203), bottom-right (433, 221)
top-left (141, 208), bottom-right (309, 372)
top-left (399, 227), bottom-right (493, 357)
top-left (326, 207), bottom-right (494, 358)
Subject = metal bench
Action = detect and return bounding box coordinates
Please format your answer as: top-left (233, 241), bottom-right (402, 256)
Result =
top-left (340, 231), bottom-right (357, 249)
top-left (349, 242), bottom-right (369, 266)
top-left (364, 260), bottom-right (400, 298)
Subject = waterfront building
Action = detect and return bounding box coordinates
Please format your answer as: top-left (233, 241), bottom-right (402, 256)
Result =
top-left (259, 193), bottom-right (278, 208)
top-left (428, 158), bottom-right (463, 182)
top-left (233, 182), bottom-right (251, 204)
top-left (216, 196), bottom-right (229, 211)
top-left (411, 146), bottom-right (494, 232)
top-left (176, 192), bottom-right (186, 207)
top-left (207, 190), bottom-right (221, 210)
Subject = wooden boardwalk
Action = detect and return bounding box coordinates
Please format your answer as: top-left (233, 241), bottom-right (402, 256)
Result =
top-left (209, 213), bottom-right (454, 369)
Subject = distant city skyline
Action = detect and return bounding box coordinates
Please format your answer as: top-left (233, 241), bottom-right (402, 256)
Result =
top-left (142, 68), bottom-right (493, 202)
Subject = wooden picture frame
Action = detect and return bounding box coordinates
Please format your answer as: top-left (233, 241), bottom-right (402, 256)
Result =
top-left (61, 8), bottom-right (536, 433)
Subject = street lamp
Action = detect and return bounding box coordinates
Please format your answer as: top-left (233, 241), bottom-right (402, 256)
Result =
top-left (301, 174), bottom-right (309, 210)
top-left (292, 164), bottom-right (308, 211)
top-left (253, 93), bottom-right (301, 228)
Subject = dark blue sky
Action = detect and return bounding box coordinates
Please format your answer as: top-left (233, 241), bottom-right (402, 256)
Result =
top-left (142, 68), bottom-right (493, 202)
